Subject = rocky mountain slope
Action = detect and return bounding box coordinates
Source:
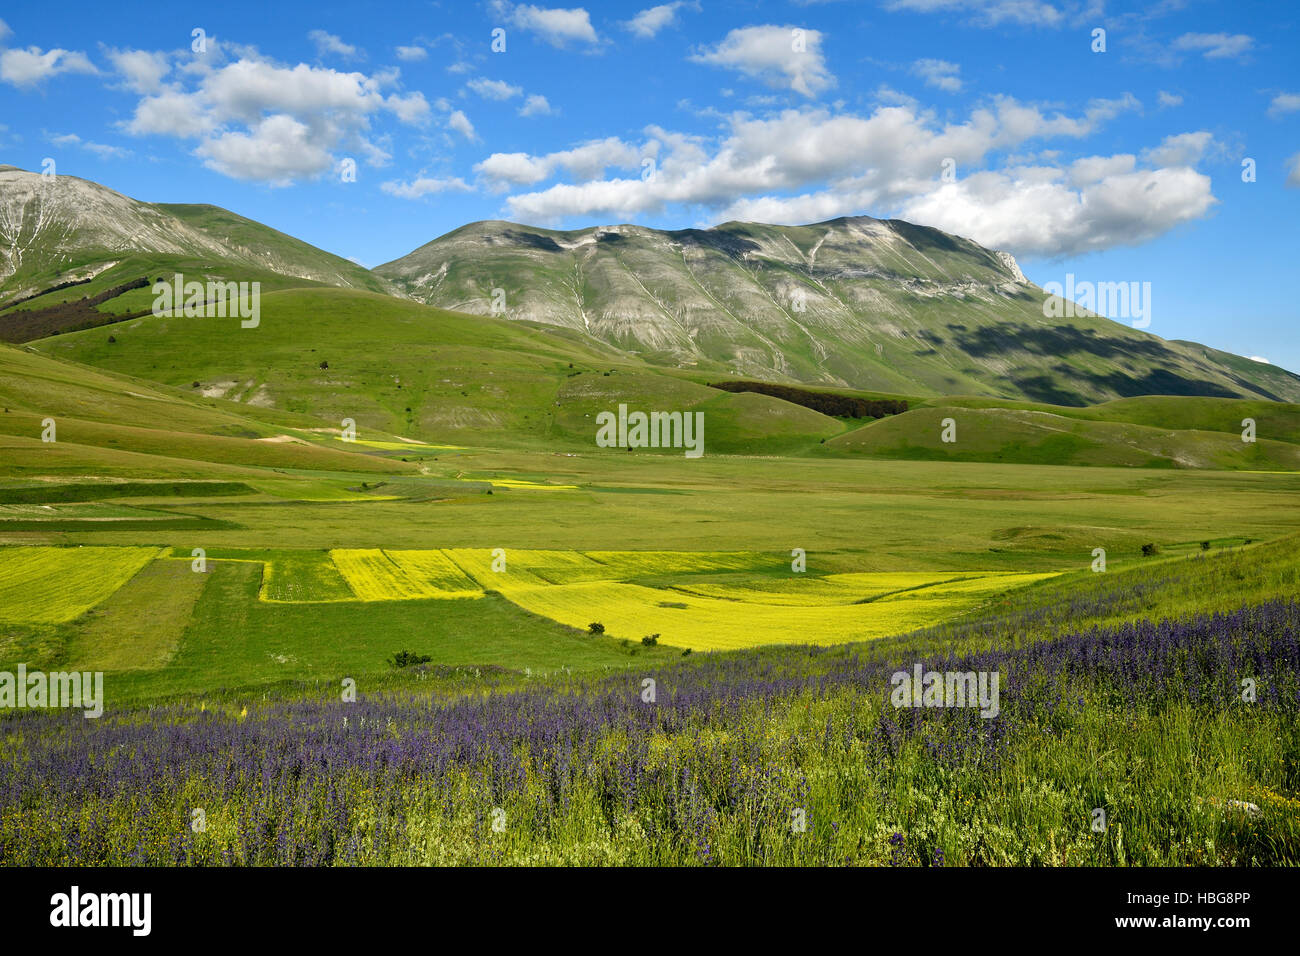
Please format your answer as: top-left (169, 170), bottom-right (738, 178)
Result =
top-left (0, 165), bottom-right (387, 303)
top-left (376, 217), bottom-right (1300, 405)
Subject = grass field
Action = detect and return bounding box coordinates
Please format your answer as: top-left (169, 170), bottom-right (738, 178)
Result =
top-left (1, 320), bottom-right (1298, 867)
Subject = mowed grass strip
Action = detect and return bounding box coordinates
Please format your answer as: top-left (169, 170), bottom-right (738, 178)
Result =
top-left (0, 546), bottom-right (161, 624)
top-left (104, 560), bottom-right (676, 701)
top-left (261, 550), bottom-right (357, 603)
top-left (64, 558), bottom-right (211, 670)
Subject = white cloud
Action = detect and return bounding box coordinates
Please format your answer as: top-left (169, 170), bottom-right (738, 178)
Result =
top-left (1140, 131), bottom-right (1214, 167)
top-left (1268, 92), bottom-right (1300, 117)
top-left (1157, 90), bottom-right (1182, 108)
top-left (899, 163), bottom-right (1215, 257)
top-left (884, 0), bottom-right (1065, 28)
top-left (197, 114), bottom-right (334, 184)
top-left (690, 25), bottom-right (835, 98)
top-left (0, 19), bottom-right (11, 42)
top-left (498, 3), bottom-right (600, 47)
top-left (476, 136), bottom-right (643, 188)
top-left (395, 45), bottom-right (427, 61)
top-left (308, 30), bottom-right (359, 59)
top-left (911, 58), bottom-right (961, 93)
top-left (519, 93), bottom-right (554, 116)
top-left (1173, 32), bottom-right (1253, 60)
top-left (1287, 153), bottom-right (1300, 189)
top-left (48, 131), bottom-right (131, 159)
top-left (467, 77), bottom-right (522, 100)
top-left (625, 2), bottom-right (697, 39)
top-left (380, 175), bottom-right (472, 199)
top-left (0, 46), bottom-right (98, 87)
top-left (124, 89), bottom-right (215, 137)
top-left (119, 57), bottom-right (429, 184)
top-left (486, 95), bottom-right (1215, 258)
top-left (1248, 356), bottom-right (1271, 364)
top-left (105, 48), bottom-right (171, 94)
top-left (447, 109), bottom-right (477, 141)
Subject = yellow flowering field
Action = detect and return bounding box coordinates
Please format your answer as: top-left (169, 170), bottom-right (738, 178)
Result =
top-left (486, 571), bottom-right (1061, 650)
top-left (331, 549), bottom-right (481, 601)
top-left (0, 546), bottom-right (162, 624)
top-left (675, 572), bottom-right (969, 606)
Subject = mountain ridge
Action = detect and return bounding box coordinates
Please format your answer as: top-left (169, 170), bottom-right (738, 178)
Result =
top-left (375, 215), bottom-right (1300, 405)
top-left (3, 166), bottom-right (1296, 407)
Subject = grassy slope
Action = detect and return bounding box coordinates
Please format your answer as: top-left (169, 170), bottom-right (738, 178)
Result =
top-left (31, 287), bottom-right (844, 454)
top-left (827, 404), bottom-right (1300, 469)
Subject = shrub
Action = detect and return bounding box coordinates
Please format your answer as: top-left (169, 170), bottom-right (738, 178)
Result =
top-left (1201, 541), bottom-right (1212, 551)
top-left (388, 649), bottom-right (432, 668)
top-left (641, 634), bottom-right (659, 646)
top-left (588, 622), bottom-right (605, 634)
top-left (1141, 543), bottom-right (1159, 557)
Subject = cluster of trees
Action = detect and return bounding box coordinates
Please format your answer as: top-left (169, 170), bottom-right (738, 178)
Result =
top-left (708, 380), bottom-right (909, 419)
top-left (0, 276), bottom-right (153, 343)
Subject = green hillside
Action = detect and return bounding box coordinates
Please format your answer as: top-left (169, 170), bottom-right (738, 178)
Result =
top-left (829, 403), bottom-right (1300, 469)
top-left (30, 287), bottom-right (844, 454)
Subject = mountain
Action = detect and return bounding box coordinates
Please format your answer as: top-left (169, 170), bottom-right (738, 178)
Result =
top-left (376, 217), bottom-right (1300, 406)
top-left (0, 165), bottom-right (388, 305)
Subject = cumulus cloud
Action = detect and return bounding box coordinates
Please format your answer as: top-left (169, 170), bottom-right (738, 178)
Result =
top-left (447, 109), bottom-right (477, 141)
top-left (380, 175), bottom-right (472, 199)
top-left (467, 77), bottom-right (522, 100)
top-left (308, 30), bottom-right (359, 59)
top-left (395, 45), bottom-right (427, 61)
top-left (690, 25), bottom-right (834, 98)
top-left (475, 136), bottom-right (644, 189)
top-left (625, 2), bottom-right (698, 39)
top-left (197, 114), bottom-right (334, 184)
top-left (0, 46), bottom-right (98, 87)
top-left (1140, 131), bottom-right (1215, 167)
top-left (119, 56), bottom-right (429, 183)
top-left (911, 58), bottom-right (961, 93)
top-left (519, 93), bottom-right (554, 116)
top-left (104, 48), bottom-right (170, 94)
top-left (496, 3), bottom-right (600, 47)
top-left (1157, 90), bottom-right (1182, 108)
top-left (1268, 92), bottom-right (1300, 117)
top-left (1174, 32), bottom-right (1253, 60)
top-left (900, 162), bottom-right (1215, 257)
top-left (482, 94), bottom-right (1215, 257)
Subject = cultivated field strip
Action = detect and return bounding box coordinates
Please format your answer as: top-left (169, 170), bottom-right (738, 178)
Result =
top-left (0, 546), bottom-right (162, 623)
top-left (488, 572), bottom-right (1061, 650)
top-left (331, 549), bottom-right (482, 601)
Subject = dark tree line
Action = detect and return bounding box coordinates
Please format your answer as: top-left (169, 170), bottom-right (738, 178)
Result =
top-left (708, 380), bottom-right (908, 418)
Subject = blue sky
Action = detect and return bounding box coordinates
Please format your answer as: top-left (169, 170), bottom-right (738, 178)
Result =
top-left (2, 0), bottom-right (1298, 370)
